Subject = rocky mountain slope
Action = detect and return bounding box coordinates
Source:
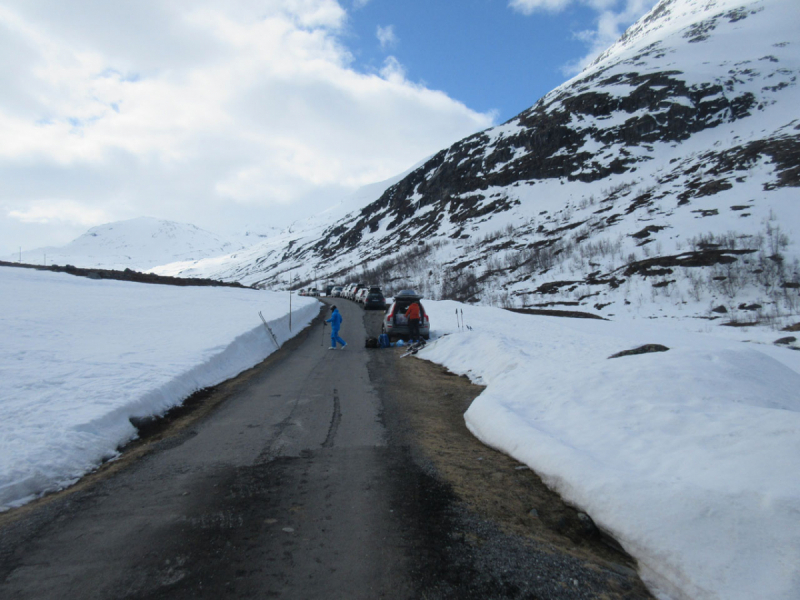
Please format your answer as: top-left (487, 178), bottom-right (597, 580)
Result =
top-left (161, 0), bottom-right (799, 325)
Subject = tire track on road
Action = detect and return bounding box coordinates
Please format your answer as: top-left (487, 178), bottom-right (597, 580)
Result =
top-left (322, 388), bottom-right (341, 448)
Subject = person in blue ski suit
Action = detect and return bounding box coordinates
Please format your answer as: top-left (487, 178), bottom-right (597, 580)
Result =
top-left (326, 305), bottom-right (347, 350)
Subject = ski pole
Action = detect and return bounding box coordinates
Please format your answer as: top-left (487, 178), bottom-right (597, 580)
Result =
top-left (461, 309), bottom-right (465, 331)
top-left (456, 308), bottom-right (460, 330)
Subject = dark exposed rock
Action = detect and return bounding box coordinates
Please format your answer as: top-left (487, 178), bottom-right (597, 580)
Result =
top-left (622, 249), bottom-right (755, 277)
top-left (722, 320), bottom-right (760, 327)
top-left (609, 344), bottom-right (670, 359)
top-left (711, 305), bottom-right (728, 314)
top-left (576, 512), bottom-right (600, 537)
top-left (774, 337), bottom-right (797, 345)
top-left (534, 280), bottom-right (582, 295)
top-left (630, 225), bottom-right (666, 239)
top-left (738, 303), bottom-right (762, 311)
top-left (626, 192), bottom-right (655, 214)
top-left (506, 307), bottom-right (607, 320)
top-left (692, 208), bottom-right (719, 217)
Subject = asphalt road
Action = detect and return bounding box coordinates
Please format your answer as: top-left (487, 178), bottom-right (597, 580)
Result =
top-left (0, 298), bottom-right (652, 600)
top-left (0, 300), bottom-right (419, 599)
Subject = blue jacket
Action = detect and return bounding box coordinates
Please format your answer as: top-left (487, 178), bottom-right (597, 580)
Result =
top-left (326, 309), bottom-right (342, 330)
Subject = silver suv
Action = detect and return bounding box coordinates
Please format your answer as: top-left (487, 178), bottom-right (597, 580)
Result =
top-left (382, 290), bottom-right (430, 341)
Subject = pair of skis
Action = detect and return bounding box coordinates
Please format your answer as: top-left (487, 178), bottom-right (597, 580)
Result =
top-left (400, 339), bottom-right (427, 358)
top-left (456, 308), bottom-right (472, 331)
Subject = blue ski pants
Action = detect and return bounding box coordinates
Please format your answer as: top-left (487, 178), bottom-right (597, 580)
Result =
top-left (331, 328), bottom-right (346, 348)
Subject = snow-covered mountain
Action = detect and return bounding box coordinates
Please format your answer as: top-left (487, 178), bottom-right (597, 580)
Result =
top-left (159, 0), bottom-right (800, 327)
top-left (6, 217), bottom-right (248, 272)
top-left (150, 158), bottom-right (429, 282)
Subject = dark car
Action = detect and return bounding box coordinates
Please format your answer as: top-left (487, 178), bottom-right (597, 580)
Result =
top-left (382, 290), bottom-right (430, 340)
top-left (363, 286), bottom-right (386, 310)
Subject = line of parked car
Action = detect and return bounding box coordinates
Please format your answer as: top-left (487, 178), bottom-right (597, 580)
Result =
top-left (296, 283), bottom-right (431, 340)
top-left (330, 283), bottom-right (386, 310)
top-left (330, 284), bottom-right (430, 340)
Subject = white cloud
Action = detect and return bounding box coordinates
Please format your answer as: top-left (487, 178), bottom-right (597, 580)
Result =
top-left (560, 0), bottom-right (658, 75)
top-left (0, 0), bottom-right (495, 253)
top-left (508, 0), bottom-right (574, 14)
top-left (508, 0), bottom-right (657, 76)
top-left (379, 56), bottom-right (407, 83)
top-left (8, 199), bottom-right (110, 226)
top-left (352, 0), bottom-right (371, 8)
top-left (376, 24), bottom-right (398, 49)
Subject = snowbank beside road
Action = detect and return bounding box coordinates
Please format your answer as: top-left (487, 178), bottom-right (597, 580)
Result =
top-left (0, 266), bottom-right (319, 511)
top-left (419, 300), bottom-right (800, 600)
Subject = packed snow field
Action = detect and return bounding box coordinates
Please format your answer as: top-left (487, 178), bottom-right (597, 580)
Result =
top-left (0, 266), bottom-right (319, 511)
top-left (419, 299), bottom-right (800, 600)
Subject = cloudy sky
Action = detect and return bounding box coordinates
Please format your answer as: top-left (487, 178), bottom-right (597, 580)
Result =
top-left (0, 0), bottom-right (657, 255)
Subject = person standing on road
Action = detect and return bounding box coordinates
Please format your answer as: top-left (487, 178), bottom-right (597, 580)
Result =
top-left (404, 300), bottom-right (422, 342)
top-left (326, 305), bottom-right (347, 350)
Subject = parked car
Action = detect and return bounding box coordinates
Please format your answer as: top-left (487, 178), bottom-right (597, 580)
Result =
top-left (331, 285), bottom-right (344, 297)
top-left (348, 283), bottom-right (363, 300)
top-left (355, 288), bottom-right (368, 304)
top-left (382, 290), bottom-right (430, 340)
top-left (363, 287), bottom-right (386, 310)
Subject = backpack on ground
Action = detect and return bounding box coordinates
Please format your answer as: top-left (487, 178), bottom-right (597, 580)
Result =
top-left (365, 337), bottom-right (379, 348)
top-left (378, 333), bottom-right (390, 348)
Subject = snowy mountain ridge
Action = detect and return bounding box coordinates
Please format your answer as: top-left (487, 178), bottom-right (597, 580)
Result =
top-left (153, 0), bottom-right (799, 329)
top-left (20, 0), bottom-right (800, 331)
top-left (6, 217), bottom-right (249, 272)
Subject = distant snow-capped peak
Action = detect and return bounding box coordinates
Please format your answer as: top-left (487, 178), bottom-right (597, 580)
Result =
top-left (10, 217), bottom-right (248, 272)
